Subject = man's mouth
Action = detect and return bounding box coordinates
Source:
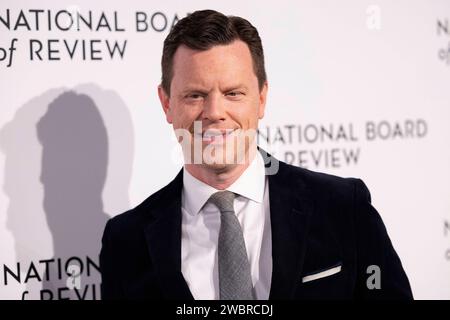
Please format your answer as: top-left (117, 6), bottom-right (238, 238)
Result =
top-left (194, 129), bottom-right (237, 144)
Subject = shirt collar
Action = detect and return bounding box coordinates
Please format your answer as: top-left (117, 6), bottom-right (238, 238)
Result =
top-left (182, 151), bottom-right (266, 216)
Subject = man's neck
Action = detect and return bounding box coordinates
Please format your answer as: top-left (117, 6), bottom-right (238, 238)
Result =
top-left (184, 148), bottom-right (257, 190)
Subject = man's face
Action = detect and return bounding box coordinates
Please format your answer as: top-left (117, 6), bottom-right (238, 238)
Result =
top-left (158, 39), bottom-right (268, 170)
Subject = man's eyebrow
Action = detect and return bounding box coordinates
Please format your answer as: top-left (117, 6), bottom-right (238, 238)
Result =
top-left (180, 87), bottom-right (209, 95)
top-left (179, 84), bottom-right (248, 95)
top-left (221, 84), bottom-right (248, 92)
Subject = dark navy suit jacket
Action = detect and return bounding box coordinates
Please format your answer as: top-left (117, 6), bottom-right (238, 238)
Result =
top-left (100, 149), bottom-right (413, 300)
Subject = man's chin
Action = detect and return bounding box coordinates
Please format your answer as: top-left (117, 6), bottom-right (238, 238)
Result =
top-left (201, 161), bottom-right (236, 173)
top-left (201, 149), bottom-right (240, 168)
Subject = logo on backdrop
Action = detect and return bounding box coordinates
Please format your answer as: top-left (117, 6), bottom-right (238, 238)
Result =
top-left (258, 119), bottom-right (428, 169)
top-left (0, 7), bottom-right (183, 67)
top-left (437, 18), bottom-right (450, 65)
top-left (2, 256), bottom-right (100, 300)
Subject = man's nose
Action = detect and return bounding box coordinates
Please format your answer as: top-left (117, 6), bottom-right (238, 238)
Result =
top-left (201, 94), bottom-right (226, 121)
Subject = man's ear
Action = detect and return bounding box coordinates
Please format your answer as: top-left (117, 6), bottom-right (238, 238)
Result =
top-left (158, 85), bottom-right (172, 123)
top-left (258, 81), bottom-right (268, 119)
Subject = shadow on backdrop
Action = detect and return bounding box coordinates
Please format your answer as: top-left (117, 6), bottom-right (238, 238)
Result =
top-left (0, 85), bottom-right (133, 299)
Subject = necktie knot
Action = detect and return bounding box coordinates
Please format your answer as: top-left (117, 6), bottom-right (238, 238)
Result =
top-left (208, 190), bottom-right (236, 213)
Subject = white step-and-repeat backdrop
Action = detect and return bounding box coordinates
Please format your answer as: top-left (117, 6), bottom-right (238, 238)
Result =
top-left (0, 0), bottom-right (449, 299)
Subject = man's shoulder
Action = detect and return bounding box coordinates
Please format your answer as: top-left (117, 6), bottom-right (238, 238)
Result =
top-left (277, 160), bottom-right (365, 201)
top-left (260, 147), bottom-right (363, 199)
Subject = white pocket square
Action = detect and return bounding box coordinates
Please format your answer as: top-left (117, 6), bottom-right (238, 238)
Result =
top-left (301, 264), bottom-right (342, 283)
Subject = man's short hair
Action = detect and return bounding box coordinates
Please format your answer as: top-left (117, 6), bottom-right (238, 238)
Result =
top-left (161, 9), bottom-right (267, 95)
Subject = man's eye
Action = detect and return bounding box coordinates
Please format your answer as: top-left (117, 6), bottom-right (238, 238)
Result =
top-left (226, 91), bottom-right (243, 97)
top-left (186, 93), bottom-right (203, 99)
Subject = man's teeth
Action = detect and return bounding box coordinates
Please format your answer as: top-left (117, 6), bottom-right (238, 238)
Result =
top-left (195, 130), bottom-right (234, 140)
top-left (204, 131), bottom-right (224, 138)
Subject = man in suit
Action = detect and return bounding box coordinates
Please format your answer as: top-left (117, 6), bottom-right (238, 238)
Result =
top-left (100, 9), bottom-right (413, 300)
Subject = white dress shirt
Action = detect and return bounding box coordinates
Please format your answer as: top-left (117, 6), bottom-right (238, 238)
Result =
top-left (181, 151), bottom-right (273, 300)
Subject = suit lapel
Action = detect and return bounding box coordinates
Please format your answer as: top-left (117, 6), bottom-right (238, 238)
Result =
top-left (260, 149), bottom-right (315, 300)
top-left (143, 169), bottom-right (194, 300)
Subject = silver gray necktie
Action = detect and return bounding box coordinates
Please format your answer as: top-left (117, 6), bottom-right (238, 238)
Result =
top-left (208, 190), bottom-right (254, 300)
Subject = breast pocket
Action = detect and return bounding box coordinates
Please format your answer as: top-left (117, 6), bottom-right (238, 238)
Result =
top-left (295, 262), bottom-right (349, 299)
top-left (302, 263), bottom-right (342, 283)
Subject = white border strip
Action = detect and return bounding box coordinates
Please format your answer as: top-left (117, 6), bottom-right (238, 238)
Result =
top-left (302, 265), bottom-right (342, 283)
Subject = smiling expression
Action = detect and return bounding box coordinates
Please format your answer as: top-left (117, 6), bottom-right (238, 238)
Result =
top-left (158, 39), bottom-right (268, 170)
